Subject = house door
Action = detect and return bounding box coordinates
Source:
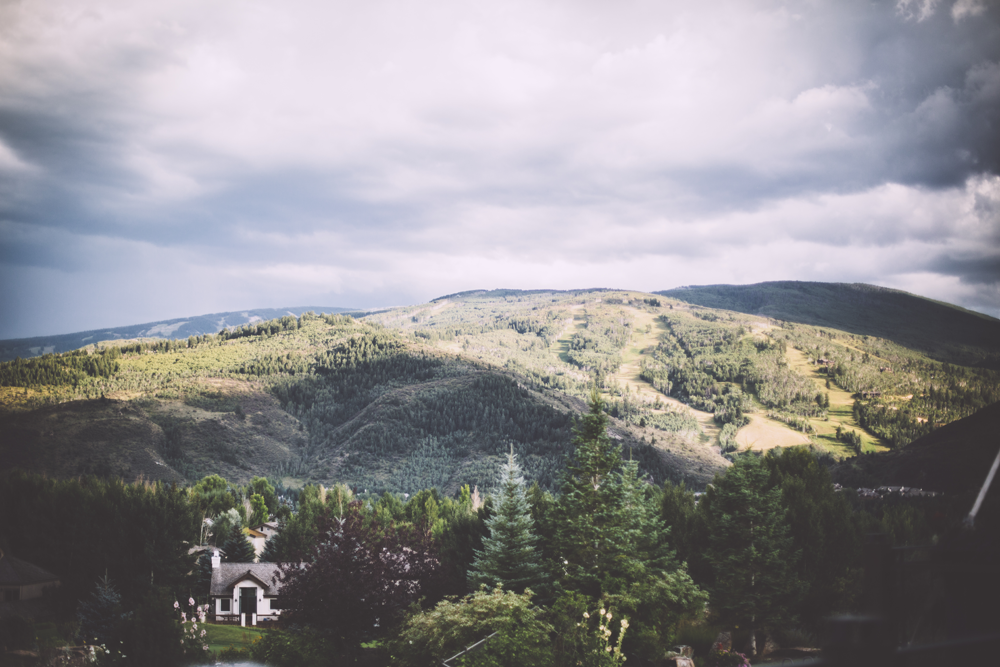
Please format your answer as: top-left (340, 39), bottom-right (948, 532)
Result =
top-left (239, 587), bottom-right (257, 616)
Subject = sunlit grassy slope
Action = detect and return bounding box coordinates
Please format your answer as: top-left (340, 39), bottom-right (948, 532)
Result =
top-left (3, 285), bottom-right (997, 492)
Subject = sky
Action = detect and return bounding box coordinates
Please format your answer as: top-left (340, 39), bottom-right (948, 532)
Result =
top-left (1, 0), bottom-right (999, 339)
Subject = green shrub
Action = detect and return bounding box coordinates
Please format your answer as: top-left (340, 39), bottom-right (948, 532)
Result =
top-left (248, 629), bottom-right (332, 667)
top-left (217, 645), bottom-right (251, 662)
top-left (391, 587), bottom-right (553, 667)
top-left (675, 622), bottom-right (722, 661)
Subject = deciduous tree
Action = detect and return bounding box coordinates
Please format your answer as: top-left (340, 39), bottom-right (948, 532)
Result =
top-left (277, 501), bottom-right (442, 656)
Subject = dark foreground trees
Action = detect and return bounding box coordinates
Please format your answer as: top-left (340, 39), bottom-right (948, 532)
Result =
top-left (699, 454), bottom-right (803, 657)
top-left (277, 500), bottom-right (443, 657)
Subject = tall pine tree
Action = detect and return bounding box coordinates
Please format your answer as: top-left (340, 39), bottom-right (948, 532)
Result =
top-left (554, 389), bottom-right (624, 597)
top-left (700, 454), bottom-right (802, 657)
top-left (554, 391), bottom-right (706, 660)
top-left (468, 448), bottom-right (547, 595)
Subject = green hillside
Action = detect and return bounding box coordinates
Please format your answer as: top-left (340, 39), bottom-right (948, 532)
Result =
top-left (658, 281), bottom-right (1000, 368)
top-left (0, 307), bottom-right (723, 492)
top-left (0, 305), bottom-right (358, 362)
top-left (2, 285), bottom-right (999, 494)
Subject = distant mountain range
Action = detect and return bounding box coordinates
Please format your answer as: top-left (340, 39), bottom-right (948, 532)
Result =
top-left (0, 306), bottom-right (360, 362)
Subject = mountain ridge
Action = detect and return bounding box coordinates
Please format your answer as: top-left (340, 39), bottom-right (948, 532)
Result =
top-left (657, 281), bottom-right (1000, 368)
top-left (0, 306), bottom-right (360, 362)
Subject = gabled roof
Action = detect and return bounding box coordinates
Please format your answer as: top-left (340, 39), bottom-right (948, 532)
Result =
top-left (0, 551), bottom-right (60, 587)
top-left (209, 562), bottom-right (288, 596)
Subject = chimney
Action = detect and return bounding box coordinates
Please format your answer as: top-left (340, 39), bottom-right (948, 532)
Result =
top-left (211, 549), bottom-right (221, 569)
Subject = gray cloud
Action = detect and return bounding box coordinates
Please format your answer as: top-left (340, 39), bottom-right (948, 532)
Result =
top-left (1, 0), bottom-right (1000, 338)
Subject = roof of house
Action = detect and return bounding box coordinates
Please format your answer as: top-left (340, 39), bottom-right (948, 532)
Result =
top-left (0, 551), bottom-right (60, 587)
top-left (252, 522), bottom-right (280, 534)
top-left (209, 562), bottom-right (288, 596)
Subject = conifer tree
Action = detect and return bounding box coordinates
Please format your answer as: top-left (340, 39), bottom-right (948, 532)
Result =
top-left (554, 390), bottom-right (706, 660)
top-left (195, 551), bottom-right (214, 594)
top-left (222, 524), bottom-right (256, 563)
top-left (554, 389), bottom-right (626, 595)
top-left (77, 574), bottom-right (126, 646)
top-left (699, 454), bottom-right (802, 657)
top-left (468, 448), bottom-right (547, 595)
top-left (259, 536), bottom-right (279, 563)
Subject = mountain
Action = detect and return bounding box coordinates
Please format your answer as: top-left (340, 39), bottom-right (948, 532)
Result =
top-left (0, 306), bottom-right (359, 362)
top-left (658, 281), bottom-right (1000, 368)
top-left (1, 285), bottom-right (998, 495)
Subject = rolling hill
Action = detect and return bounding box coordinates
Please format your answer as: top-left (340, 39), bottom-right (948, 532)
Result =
top-left (658, 281), bottom-right (1000, 368)
top-left (2, 284), bottom-right (998, 494)
top-left (0, 306), bottom-right (359, 362)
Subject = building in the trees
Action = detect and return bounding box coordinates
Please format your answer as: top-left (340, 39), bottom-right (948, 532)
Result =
top-left (0, 549), bottom-right (60, 615)
top-left (248, 521), bottom-right (280, 561)
top-left (244, 527), bottom-right (268, 561)
top-left (209, 549), bottom-right (295, 625)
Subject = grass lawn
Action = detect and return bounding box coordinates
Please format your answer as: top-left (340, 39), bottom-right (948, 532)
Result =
top-left (202, 623), bottom-right (279, 654)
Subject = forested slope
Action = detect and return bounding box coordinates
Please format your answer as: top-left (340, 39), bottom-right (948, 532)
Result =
top-left (3, 285), bottom-right (998, 494)
top-left (0, 310), bottom-right (712, 492)
top-left (658, 281), bottom-right (1000, 368)
top-left (0, 305), bottom-right (355, 362)
top-left (830, 400), bottom-right (1000, 494)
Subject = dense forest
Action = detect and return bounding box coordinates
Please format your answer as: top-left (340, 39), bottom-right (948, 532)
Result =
top-left (2, 392), bottom-right (995, 666)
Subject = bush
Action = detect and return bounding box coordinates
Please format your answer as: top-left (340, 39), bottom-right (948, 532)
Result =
top-left (119, 588), bottom-right (184, 667)
top-left (217, 645), bottom-right (251, 662)
top-left (674, 622), bottom-right (722, 661)
top-left (0, 616), bottom-right (35, 651)
top-left (248, 629), bottom-right (332, 667)
top-left (390, 587), bottom-right (553, 667)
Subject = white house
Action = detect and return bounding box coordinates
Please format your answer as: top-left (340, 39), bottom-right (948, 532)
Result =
top-left (208, 549), bottom-right (294, 626)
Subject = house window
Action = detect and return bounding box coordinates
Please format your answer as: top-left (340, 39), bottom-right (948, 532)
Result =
top-left (269, 597), bottom-right (283, 609)
top-left (220, 598), bottom-right (231, 612)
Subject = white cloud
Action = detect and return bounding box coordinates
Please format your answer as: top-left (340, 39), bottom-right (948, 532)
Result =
top-left (952, 0), bottom-right (987, 22)
top-left (1, 0), bottom-right (999, 336)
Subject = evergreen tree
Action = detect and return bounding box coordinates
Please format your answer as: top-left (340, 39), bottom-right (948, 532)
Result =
top-left (699, 455), bottom-right (803, 657)
top-left (195, 551), bottom-right (214, 595)
top-left (553, 389), bottom-right (624, 596)
top-left (259, 536), bottom-right (280, 563)
top-left (468, 449), bottom-right (547, 595)
top-left (764, 448), bottom-right (863, 628)
top-left (77, 574), bottom-right (127, 646)
top-left (553, 391), bottom-right (706, 660)
top-left (222, 524), bottom-right (256, 563)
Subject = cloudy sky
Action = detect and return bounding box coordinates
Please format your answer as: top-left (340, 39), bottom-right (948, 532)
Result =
top-left (1, 0), bottom-right (999, 339)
